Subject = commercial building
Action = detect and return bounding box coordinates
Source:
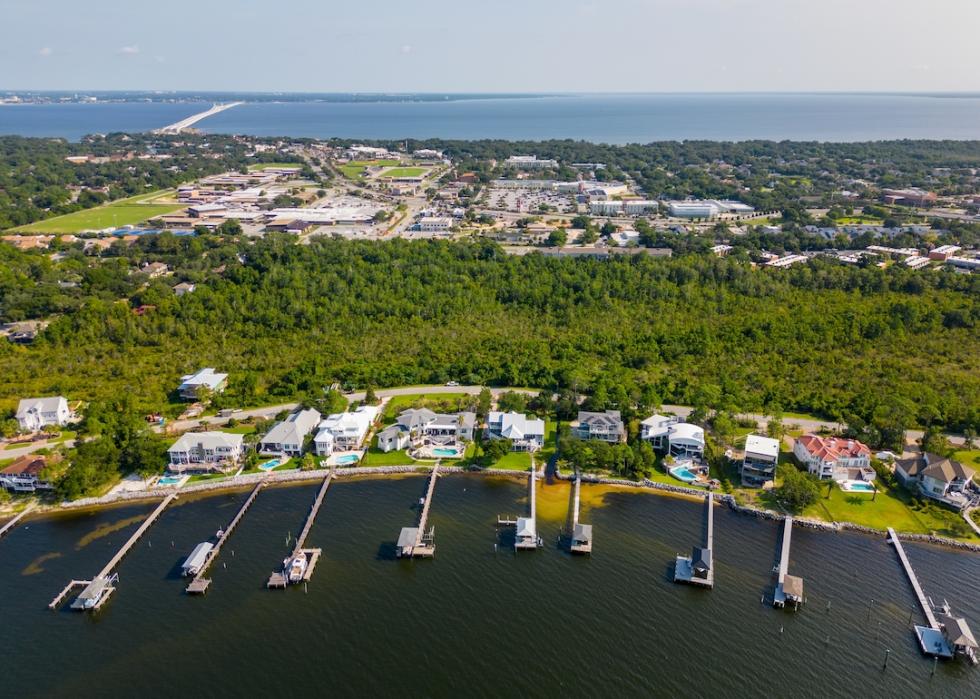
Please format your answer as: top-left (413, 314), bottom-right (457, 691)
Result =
top-left (418, 217), bottom-right (453, 232)
top-left (167, 432), bottom-right (244, 473)
top-left (506, 155), bottom-right (559, 169)
top-left (589, 200), bottom-right (623, 216)
top-left (622, 200), bottom-right (658, 215)
top-left (178, 368), bottom-right (228, 401)
top-left (667, 200), bottom-right (755, 219)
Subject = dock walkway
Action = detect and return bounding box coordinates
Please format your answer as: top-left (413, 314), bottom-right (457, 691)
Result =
top-left (773, 517), bottom-right (804, 608)
top-left (397, 466), bottom-right (438, 558)
top-left (888, 528), bottom-right (956, 658)
top-left (187, 481), bottom-right (264, 594)
top-left (497, 465), bottom-right (542, 550)
top-left (568, 474), bottom-right (592, 554)
top-left (0, 502), bottom-right (37, 540)
top-left (674, 493), bottom-right (713, 588)
top-left (268, 474), bottom-right (331, 588)
top-left (50, 494), bottom-right (176, 610)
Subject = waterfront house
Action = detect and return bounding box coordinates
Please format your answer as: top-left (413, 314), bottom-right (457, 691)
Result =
top-left (741, 434), bottom-right (780, 487)
top-left (177, 368), bottom-right (228, 401)
top-left (258, 408), bottom-right (321, 456)
top-left (379, 409), bottom-right (475, 451)
top-left (0, 454), bottom-right (55, 492)
top-left (167, 431), bottom-right (244, 473)
top-left (572, 410), bottom-right (626, 443)
top-left (793, 434), bottom-right (872, 481)
top-left (895, 453), bottom-right (977, 510)
top-left (313, 405), bottom-right (380, 455)
top-left (486, 411), bottom-right (546, 452)
top-left (640, 414), bottom-right (705, 459)
top-left (15, 396), bottom-right (71, 433)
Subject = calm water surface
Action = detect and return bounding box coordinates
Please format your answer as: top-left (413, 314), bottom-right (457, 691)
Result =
top-left (5, 94), bottom-right (980, 143)
top-left (1, 474), bottom-right (977, 698)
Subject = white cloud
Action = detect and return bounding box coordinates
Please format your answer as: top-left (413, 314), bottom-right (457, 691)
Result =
top-left (38, 47), bottom-right (53, 57)
top-left (118, 45), bottom-right (140, 55)
top-left (400, 44), bottom-right (413, 54)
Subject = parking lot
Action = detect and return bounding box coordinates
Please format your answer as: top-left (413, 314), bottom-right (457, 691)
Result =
top-left (483, 186), bottom-right (575, 214)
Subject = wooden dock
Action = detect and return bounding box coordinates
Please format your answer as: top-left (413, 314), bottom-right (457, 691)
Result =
top-left (0, 502), bottom-right (37, 540)
top-left (773, 517), bottom-right (804, 609)
top-left (887, 527), bottom-right (957, 658)
top-left (497, 466), bottom-right (542, 550)
top-left (397, 466), bottom-right (438, 558)
top-left (267, 474), bottom-right (331, 588)
top-left (186, 481), bottom-right (265, 594)
top-left (50, 494), bottom-right (176, 611)
top-left (568, 474), bottom-right (592, 554)
top-left (674, 493), bottom-right (713, 588)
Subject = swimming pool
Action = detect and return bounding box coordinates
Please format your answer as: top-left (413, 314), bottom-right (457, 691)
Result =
top-left (844, 481), bottom-right (875, 492)
top-left (336, 454), bottom-right (359, 465)
top-left (432, 448), bottom-right (459, 458)
top-left (158, 476), bottom-right (183, 486)
top-left (259, 459), bottom-right (281, 471)
top-left (670, 467), bottom-right (697, 482)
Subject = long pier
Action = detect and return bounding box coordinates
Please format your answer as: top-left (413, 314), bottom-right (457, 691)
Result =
top-left (396, 466), bottom-right (438, 558)
top-left (154, 102), bottom-right (242, 134)
top-left (568, 474), bottom-right (592, 554)
top-left (497, 465), bottom-right (542, 550)
top-left (267, 474), bottom-right (331, 588)
top-left (0, 502), bottom-right (36, 540)
top-left (888, 528), bottom-right (938, 628)
top-left (186, 481), bottom-right (265, 594)
top-left (773, 517), bottom-right (804, 608)
top-left (50, 493), bottom-right (176, 610)
top-left (674, 493), bottom-right (714, 588)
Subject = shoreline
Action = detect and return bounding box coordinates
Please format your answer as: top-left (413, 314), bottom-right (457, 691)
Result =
top-left (3, 465), bottom-right (978, 554)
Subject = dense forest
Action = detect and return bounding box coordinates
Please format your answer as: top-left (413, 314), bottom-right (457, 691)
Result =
top-left (1, 237), bottom-right (977, 436)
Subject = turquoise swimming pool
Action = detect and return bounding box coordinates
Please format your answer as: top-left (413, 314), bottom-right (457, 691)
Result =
top-left (259, 459), bottom-right (281, 471)
top-left (336, 454), bottom-right (359, 465)
top-left (670, 467), bottom-right (697, 483)
top-left (158, 476), bottom-right (183, 486)
top-left (433, 448), bottom-right (459, 457)
top-left (848, 482), bottom-right (875, 492)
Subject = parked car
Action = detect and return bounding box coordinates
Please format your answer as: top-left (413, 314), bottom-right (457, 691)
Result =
top-left (445, 381), bottom-right (460, 387)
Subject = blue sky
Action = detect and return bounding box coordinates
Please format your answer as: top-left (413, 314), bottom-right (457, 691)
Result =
top-left (3, 0), bottom-right (979, 92)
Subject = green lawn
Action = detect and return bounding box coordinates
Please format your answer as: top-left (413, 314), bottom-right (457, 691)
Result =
top-left (47, 430), bottom-right (77, 444)
top-left (803, 482), bottom-right (977, 539)
top-left (339, 159), bottom-right (400, 179)
top-left (492, 451), bottom-right (533, 470)
top-left (361, 447), bottom-right (417, 466)
top-left (834, 217), bottom-right (884, 225)
top-left (221, 425), bottom-right (257, 435)
top-left (951, 448), bottom-right (980, 469)
top-left (247, 162), bottom-right (302, 171)
top-left (13, 189), bottom-right (183, 233)
top-left (381, 167), bottom-right (427, 178)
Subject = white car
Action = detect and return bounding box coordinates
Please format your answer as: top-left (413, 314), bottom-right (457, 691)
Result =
top-left (445, 381), bottom-right (460, 387)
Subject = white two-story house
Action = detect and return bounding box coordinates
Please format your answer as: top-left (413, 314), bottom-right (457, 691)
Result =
top-left (314, 405), bottom-right (380, 455)
top-left (895, 453), bottom-right (977, 509)
top-left (375, 409), bottom-right (476, 452)
top-left (487, 411), bottom-right (546, 452)
top-left (15, 396), bottom-right (71, 433)
top-left (167, 432), bottom-right (244, 473)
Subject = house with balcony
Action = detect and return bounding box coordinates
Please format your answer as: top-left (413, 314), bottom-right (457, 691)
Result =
top-left (257, 408), bottom-right (321, 457)
top-left (15, 396), bottom-right (72, 433)
top-left (741, 434), bottom-right (780, 487)
top-left (0, 454), bottom-right (56, 493)
top-left (793, 434), bottom-right (872, 481)
top-left (895, 453), bottom-right (977, 510)
top-left (375, 408), bottom-right (475, 452)
top-left (177, 368), bottom-right (228, 401)
top-left (167, 431), bottom-right (244, 473)
top-left (640, 414), bottom-right (705, 460)
top-left (572, 410), bottom-right (626, 443)
top-left (314, 405), bottom-right (380, 455)
top-left (486, 411), bottom-right (546, 452)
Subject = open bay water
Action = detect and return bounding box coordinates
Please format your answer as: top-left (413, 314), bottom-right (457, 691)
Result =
top-left (1, 474), bottom-right (978, 698)
top-left (5, 94), bottom-right (980, 143)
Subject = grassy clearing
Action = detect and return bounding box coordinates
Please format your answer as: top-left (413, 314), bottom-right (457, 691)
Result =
top-left (381, 393), bottom-right (473, 422)
top-left (493, 451), bottom-right (533, 470)
top-left (247, 162), bottom-right (301, 171)
top-left (381, 167), bottom-right (427, 178)
top-left (339, 159), bottom-right (400, 179)
top-left (221, 425), bottom-right (257, 435)
top-left (362, 447), bottom-right (416, 466)
top-left (951, 448), bottom-right (980, 469)
top-left (834, 217), bottom-right (883, 225)
top-left (803, 482), bottom-right (977, 539)
top-left (13, 189), bottom-right (183, 233)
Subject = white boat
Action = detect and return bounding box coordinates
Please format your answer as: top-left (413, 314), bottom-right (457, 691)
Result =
top-left (287, 552), bottom-right (308, 583)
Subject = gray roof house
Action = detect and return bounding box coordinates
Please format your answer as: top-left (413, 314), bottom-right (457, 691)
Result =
top-left (258, 408), bottom-right (322, 456)
top-left (572, 410), bottom-right (626, 443)
top-left (178, 368), bottom-right (228, 400)
top-left (15, 396), bottom-right (71, 432)
top-left (896, 452), bottom-right (977, 509)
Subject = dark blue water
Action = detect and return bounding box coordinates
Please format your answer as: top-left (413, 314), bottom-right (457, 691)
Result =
top-left (0, 102), bottom-right (207, 140)
top-left (5, 94), bottom-right (980, 143)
